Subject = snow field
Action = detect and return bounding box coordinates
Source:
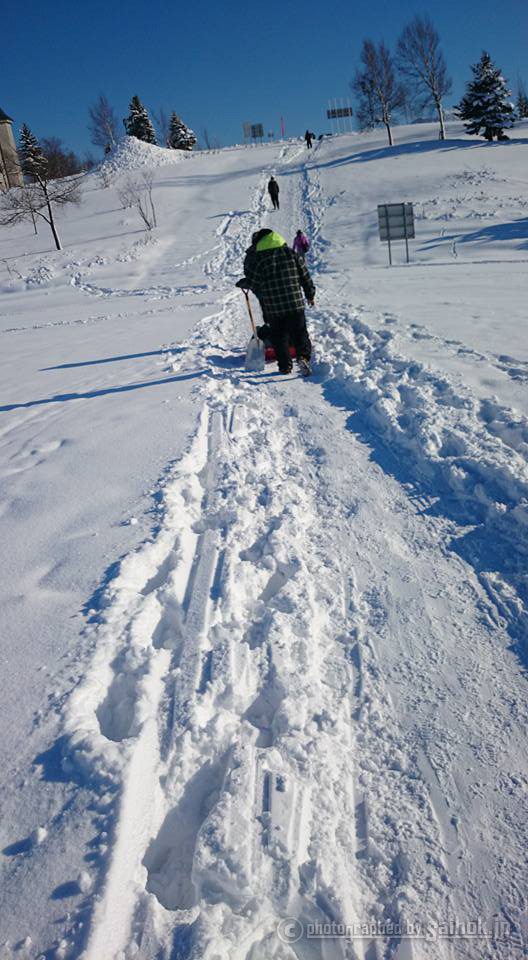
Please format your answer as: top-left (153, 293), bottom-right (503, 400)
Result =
top-left (1, 128), bottom-right (527, 958)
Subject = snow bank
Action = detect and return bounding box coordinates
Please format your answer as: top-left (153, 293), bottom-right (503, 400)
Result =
top-left (99, 136), bottom-right (188, 175)
top-left (315, 308), bottom-right (528, 564)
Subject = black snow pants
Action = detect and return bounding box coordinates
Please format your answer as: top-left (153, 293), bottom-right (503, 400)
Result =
top-left (269, 310), bottom-right (311, 370)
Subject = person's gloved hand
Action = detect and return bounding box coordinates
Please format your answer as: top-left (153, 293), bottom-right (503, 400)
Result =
top-left (236, 278), bottom-right (251, 289)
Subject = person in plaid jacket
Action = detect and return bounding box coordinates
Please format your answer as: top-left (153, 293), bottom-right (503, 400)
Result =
top-left (239, 228), bottom-right (315, 374)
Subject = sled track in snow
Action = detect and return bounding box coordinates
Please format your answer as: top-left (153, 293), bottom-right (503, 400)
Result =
top-left (72, 382), bottom-right (446, 959)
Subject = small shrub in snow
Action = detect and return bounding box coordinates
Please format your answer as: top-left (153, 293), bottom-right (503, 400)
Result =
top-left (117, 170), bottom-right (157, 230)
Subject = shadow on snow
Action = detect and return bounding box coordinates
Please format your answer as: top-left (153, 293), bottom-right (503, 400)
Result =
top-left (422, 217), bottom-right (528, 251)
top-left (0, 370), bottom-right (206, 412)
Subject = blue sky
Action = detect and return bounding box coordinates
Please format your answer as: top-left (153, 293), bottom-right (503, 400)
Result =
top-left (4, 0), bottom-right (528, 156)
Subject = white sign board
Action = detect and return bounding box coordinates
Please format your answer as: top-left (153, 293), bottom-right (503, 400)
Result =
top-left (378, 203), bottom-right (415, 240)
top-left (377, 203), bottom-right (415, 263)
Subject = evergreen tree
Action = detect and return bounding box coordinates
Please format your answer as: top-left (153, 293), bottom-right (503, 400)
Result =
top-left (125, 96), bottom-right (157, 144)
top-left (456, 51), bottom-right (515, 141)
top-left (18, 124), bottom-right (48, 180)
top-left (167, 113), bottom-right (197, 151)
top-left (517, 79), bottom-right (528, 119)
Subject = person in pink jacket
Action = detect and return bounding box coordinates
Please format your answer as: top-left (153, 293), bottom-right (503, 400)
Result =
top-left (293, 230), bottom-right (310, 261)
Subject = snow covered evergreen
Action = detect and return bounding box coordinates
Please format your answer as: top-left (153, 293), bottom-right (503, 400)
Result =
top-left (457, 51), bottom-right (515, 141)
top-left (125, 96), bottom-right (157, 145)
top-left (167, 112), bottom-right (197, 151)
top-left (18, 124), bottom-right (48, 180)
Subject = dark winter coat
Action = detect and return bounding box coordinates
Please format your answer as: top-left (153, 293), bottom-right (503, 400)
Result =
top-left (267, 178), bottom-right (279, 197)
top-left (243, 231), bottom-right (315, 320)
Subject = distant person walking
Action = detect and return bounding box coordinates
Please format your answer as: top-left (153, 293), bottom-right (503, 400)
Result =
top-left (305, 130), bottom-right (313, 148)
top-left (268, 175), bottom-right (280, 209)
top-left (293, 229), bottom-right (310, 261)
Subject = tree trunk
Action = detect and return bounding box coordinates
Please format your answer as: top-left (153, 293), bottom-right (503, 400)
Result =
top-left (40, 180), bottom-right (62, 250)
top-left (46, 198), bottom-right (62, 250)
top-left (436, 100), bottom-right (446, 140)
top-left (384, 118), bottom-right (394, 146)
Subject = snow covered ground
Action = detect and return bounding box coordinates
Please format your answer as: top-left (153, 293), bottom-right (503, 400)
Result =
top-left (1, 123), bottom-right (527, 960)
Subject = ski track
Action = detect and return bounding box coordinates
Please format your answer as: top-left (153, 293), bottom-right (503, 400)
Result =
top-left (51, 143), bottom-right (528, 960)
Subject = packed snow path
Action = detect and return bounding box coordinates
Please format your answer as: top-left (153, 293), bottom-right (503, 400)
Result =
top-left (1, 131), bottom-right (527, 959)
top-left (71, 143), bottom-right (528, 960)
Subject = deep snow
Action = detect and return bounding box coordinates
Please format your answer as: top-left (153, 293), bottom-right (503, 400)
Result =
top-left (0, 124), bottom-right (527, 960)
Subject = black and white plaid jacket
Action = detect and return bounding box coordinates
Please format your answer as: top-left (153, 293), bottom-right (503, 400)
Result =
top-left (243, 244), bottom-right (315, 320)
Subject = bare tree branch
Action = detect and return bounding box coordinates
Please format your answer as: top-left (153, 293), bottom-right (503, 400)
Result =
top-left (353, 40), bottom-right (406, 146)
top-left (88, 94), bottom-right (119, 151)
top-left (396, 17), bottom-right (452, 139)
top-left (0, 172), bottom-right (82, 250)
top-left (117, 171), bottom-right (157, 231)
top-left (40, 137), bottom-right (82, 179)
top-left (152, 108), bottom-right (170, 147)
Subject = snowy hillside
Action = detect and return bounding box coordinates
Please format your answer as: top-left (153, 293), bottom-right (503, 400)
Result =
top-left (1, 123), bottom-right (527, 960)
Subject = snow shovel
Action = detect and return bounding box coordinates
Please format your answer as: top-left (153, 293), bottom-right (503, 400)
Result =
top-left (241, 289), bottom-right (265, 372)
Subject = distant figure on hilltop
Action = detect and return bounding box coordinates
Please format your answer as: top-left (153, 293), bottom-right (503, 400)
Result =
top-left (268, 175), bottom-right (280, 210)
top-left (304, 130), bottom-right (313, 148)
top-left (293, 229), bottom-right (310, 261)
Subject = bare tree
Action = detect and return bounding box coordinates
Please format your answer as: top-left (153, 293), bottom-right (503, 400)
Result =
top-left (117, 170), bottom-right (157, 230)
top-left (88, 94), bottom-right (119, 152)
top-left (517, 77), bottom-right (528, 119)
top-left (153, 107), bottom-right (170, 146)
top-left (353, 40), bottom-right (406, 146)
top-left (40, 137), bottom-right (82, 179)
top-left (202, 128), bottom-right (211, 150)
top-left (0, 124), bottom-right (83, 249)
top-left (82, 150), bottom-right (96, 172)
top-left (0, 176), bottom-right (82, 250)
top-left (396, 16), bottom-right (452, 140)
top-left (353, 77), bottom-right (379, 131)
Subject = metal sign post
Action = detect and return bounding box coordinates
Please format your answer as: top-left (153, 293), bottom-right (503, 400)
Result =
top-left (377, 203), bottom-right (415, 265)
top-left (242, 122), bottom-right (264, 145)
